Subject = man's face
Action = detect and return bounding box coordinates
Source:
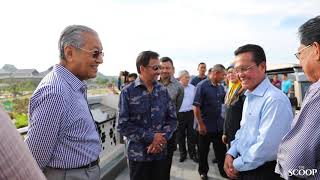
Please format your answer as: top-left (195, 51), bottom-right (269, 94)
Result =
top-left (234, 52), bottom-right (266, 91)
top-left (70, 32), bottom-right (103, 80)
top-left (128, 77), bottom-right (136, 83)
top-left (282, 74), bottom-right (287, 80)
top-left (209, 70), bottom-right (226, 83)
top-left (297, 43), bottom-right (320, 83)
top-left (141, 58), bottom-right (161, 81)
top-left (179, 74), bottom-right (190, 86)
top-left (198, 64), bottom-right (206, 75)
top-left (160, 61), bottom-right (174, 80)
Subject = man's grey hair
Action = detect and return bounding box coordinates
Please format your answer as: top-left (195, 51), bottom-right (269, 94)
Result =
top-left (211, 64), bottom-right (226, 73)
top-left (178, 70), bottom-right (190, 78)
top-left (58, 25), bottom-right (98, 60)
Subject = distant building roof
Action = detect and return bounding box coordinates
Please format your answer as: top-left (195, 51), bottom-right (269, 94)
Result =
top-left (0, 69), bottom-right (10, 74)
top-left (11, 69), bottom-right (40, 78)
top-left (39, 66), bottom-right (53, 77)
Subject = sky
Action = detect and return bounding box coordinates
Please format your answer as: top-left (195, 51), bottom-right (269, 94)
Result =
top-left (0, 0), bottom-right (319, 76)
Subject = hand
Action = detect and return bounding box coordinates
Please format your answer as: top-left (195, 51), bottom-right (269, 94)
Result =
top-left (222, 135), bottom-right (228, 144)
top-left (153, 133), bottom-right (167, 145)
top-left (147, 143), bottom-right (166, 154)
top-left (147, 133), bottom-right (166, 154)
top-left (224, 154), bottom-right (238, 179)
top-left (197, 122), bottom-right (207, 135)
top-left (147, 142), bottom-right (164, 154)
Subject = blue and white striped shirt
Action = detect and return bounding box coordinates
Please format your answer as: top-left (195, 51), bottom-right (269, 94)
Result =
top-left (25, 64), bottom-right (101, 169)
top-left (276, 80), bottom-right (320, 179)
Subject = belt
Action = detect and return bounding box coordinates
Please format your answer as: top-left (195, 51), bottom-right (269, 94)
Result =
top-left (77, 158), bottom-right (100, 169)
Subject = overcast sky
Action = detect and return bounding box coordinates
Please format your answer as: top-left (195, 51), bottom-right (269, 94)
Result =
top-left (0, 0), bottom-right (319, 76)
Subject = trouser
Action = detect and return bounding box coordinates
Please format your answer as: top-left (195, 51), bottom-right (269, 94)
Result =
top-left (43, 165), bottom-right (100, 180)
top-left (129, 159), bottom-right (167, 180)
top-left (163, 131), bottom-right (177, 180)
top-left (198, 132), bottom-right (227, 177)
top-left (239, 161), bottom-right (283, 180)
top-left (177, 110), bottom-right (197, 158)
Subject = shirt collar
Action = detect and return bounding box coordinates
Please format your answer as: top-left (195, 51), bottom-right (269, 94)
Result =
top-left (309, 79), bottom-right (320, 91)
top-left (53, 64), bottom-right (87, 91)
top-left (197, 75), bottom-right (207, 79)
top-left (134, 76), bottom-right (159, 88)
top-left (245, 76), bottom-right (270, 97)
top-left (158, 76), bottom-right (176, 84)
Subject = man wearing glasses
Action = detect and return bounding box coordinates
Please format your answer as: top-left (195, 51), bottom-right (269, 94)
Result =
top-left (117, 51), bottom-right (177, 180)
top-left (276, 16), bottom-right (320, 179)
top-left (223, 44), bottom-right (293, 180)
top-left (26, 25), bottom-right (104, 180)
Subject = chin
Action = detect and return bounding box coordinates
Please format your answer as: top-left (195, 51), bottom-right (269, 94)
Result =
top-left (87, 74), bottom-right (97, 79)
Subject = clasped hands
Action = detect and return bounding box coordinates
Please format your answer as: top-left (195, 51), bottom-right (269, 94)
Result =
top-left (147, 133), bottom-right (167, 154)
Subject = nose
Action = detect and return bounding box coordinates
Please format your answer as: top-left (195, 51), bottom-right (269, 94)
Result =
top-left (95, 56), bottom-right (103, 64)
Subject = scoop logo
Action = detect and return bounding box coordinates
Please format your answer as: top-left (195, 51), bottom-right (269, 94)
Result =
top-left (288, 166), bottom-right (317, 177)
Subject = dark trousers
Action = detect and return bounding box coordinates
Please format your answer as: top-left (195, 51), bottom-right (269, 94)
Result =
top-left (177, 111), bottom-right (197, 158)
top-left (239, 161), bottom-right (283, 180)
top-left (198, 132), bottom-right (227, 177)
top-left (163, 132), bottom-right (177, 180)
top-left (129, 159), bottom-right (167, 180)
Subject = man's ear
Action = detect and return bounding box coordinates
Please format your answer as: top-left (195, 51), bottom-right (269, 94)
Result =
top-left (259, 62), bottom-right (266, 72)
top-left (313, 42), bottom-right (320, 61)
top-left (64, 46), bottom-right (74, 62)
top-left (139, 65), bottom-right (144, 74)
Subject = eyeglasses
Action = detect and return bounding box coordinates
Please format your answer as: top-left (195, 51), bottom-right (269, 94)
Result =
top-left (78, 47), bottom-right (104, 59)
top-left (234, 64), bottom-right (256, 74)
top-left (294, 44), bottom-right (312, 60)
top-left (146, 64), bottom-right (161, 71)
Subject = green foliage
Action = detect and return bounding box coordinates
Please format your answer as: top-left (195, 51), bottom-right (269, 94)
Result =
top-left (3, 80), bottom-right (38, 97)
top-left (12, 98), bottom-right (29, 114)
top-left (13, 113), bottom-right (28, 128)
top-left (2, 100), bottom-right (13, 111)
top-left (96, 77), bottom-right (109, 85)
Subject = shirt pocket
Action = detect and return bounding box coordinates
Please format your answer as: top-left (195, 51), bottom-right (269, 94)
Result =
top-left (244, 113), bottom-right (260, 138)
top-left (129, 96), bottom-right (148, 114)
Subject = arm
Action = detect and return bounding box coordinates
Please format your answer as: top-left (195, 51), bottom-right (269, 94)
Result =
top-left (276, 95), bottom-right (320, 179)
top-left (25, 90), bottom-right (65, 169)
top-left (233, 98), bottom-right (293, 171)
top-left (193, 85), bottom-right (207, 135)
top-left (227, 96), bottom-right (247, 158)
top-left (163, 93), bottom-right (178, 141)
top-left (117, 89), bottom-right (154, 144)
top-left (0, 108), bottom-right (46, 180)
top-left (176, 85), bottom-right (184, 112)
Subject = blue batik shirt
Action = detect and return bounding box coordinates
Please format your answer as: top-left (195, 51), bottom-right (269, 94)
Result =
top-left (117, 77), bottom-right (177, 161)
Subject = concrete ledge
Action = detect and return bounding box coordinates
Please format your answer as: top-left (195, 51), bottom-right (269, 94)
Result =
top-left (100, 145), bottom-right (127, 180)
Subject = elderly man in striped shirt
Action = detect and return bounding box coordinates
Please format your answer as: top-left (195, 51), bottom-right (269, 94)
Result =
top-left (276, 15), bottom-right (320, 180)
top-left (25, 25), bottom-right (104, 180)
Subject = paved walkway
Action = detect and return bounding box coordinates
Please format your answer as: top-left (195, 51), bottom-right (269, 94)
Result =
top-left (115, 150), bottom-right (227, 180)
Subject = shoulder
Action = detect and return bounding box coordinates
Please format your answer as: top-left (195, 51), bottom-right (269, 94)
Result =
top-left (33, 73), bottom-right (65, 97)
top-left (264, 83), bottom-right (290, 104)
top-left (188, 84), bottom-right (195, 89)
top-left (197, 79), bottom-right (208, 87)
top-left (191, 76), bottom-right (198, 81)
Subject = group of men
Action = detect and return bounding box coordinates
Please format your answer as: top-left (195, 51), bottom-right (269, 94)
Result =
top-left (271, 73), bottom-right (293, 95)
top-left (0, 15), bottom-right (320, 180)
